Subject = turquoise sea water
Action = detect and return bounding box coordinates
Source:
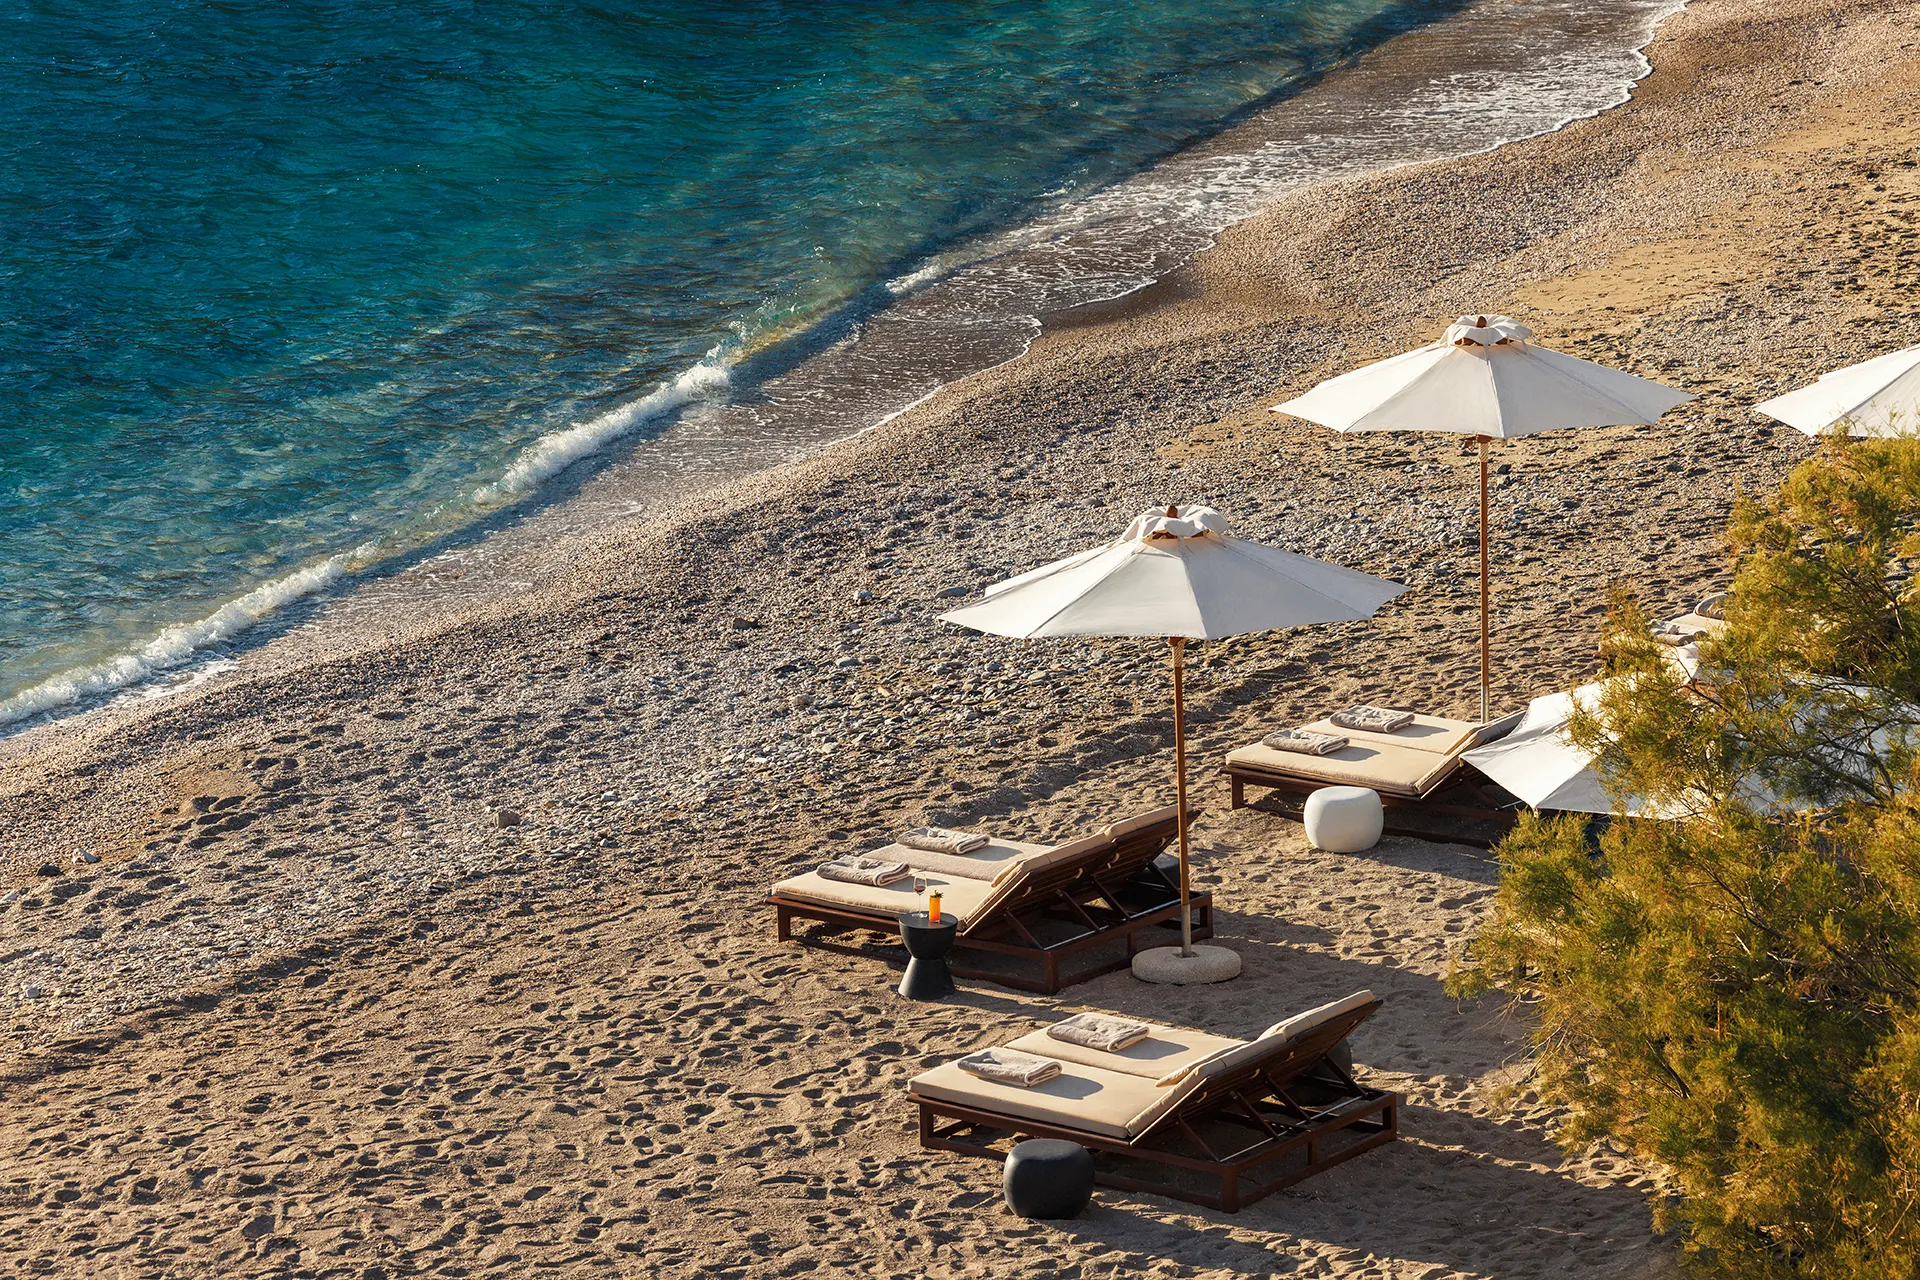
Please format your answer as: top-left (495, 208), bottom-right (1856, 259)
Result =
top-left (1, 0), bottom-right (1679, 722)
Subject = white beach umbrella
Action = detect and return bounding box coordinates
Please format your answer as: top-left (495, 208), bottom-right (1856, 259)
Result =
top-left (940, 504), bottom-right (1407, 974)
top-left (1272, 315), bottom-right (1695, 721)
top-left (1462, 684), bottom-right (1635, 816)
top-left (1462, 681), bottom-right (1760, 819)
top-left (1462, 680), bottom-right (1892, 819)
top-left (1753, 343), bottom-right (1920, 437)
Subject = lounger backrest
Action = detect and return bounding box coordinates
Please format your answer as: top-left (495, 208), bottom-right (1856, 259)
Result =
top-left (1090, 809), bottom-right (1191, 895)
top-left (958, 809), bottom-right (1186, 934)
top-left (1158, 990), bottom-right (1372, 1086)
top-left (1103, 805), bottom-right (1179, 838)
top-left (1260, 989), bottom-right (1378, 1042)
top-left (958, 834), bottom-right (1116, 933)
top-left (1128, 997), bottom-right (1383, 1141)
top-left (1023, 832), bottom-right (1114, 872)
top-left (1455, 711), bottom-right (1523, 754)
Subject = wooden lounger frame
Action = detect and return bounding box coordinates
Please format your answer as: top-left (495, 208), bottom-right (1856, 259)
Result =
top-left (770, 814), bottom-right (1211, 994)
top-left (1222, 762), bottom-right (1519, 850)
top-left (913, 1000), bottom-right (1397, 1212)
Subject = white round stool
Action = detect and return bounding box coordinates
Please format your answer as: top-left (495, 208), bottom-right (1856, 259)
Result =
top-left (1303, 786), bottom-right (1384, 852)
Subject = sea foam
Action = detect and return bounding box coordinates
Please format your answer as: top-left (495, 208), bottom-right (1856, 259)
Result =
top-left (0, 551), bottom-right (361, 726)
top-left (473, 359), bottom-right (732, 504)
top-left (0, 356), bottom-right (735, 729)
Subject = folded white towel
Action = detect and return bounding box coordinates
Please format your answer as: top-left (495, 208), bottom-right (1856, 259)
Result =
top-left (1329, 705), bottom-right (1415, 733)
top-left (1048, 1013), bottom-right (1151, 1053)
top-left (956, 1047), bottom-right (1062, 1088)
top-left (818, 856), bottom-right (911, 887)
top-left (899, 826), bottom-right (990, 856)
top-left (1261, 729), bottom-right (1348, 756)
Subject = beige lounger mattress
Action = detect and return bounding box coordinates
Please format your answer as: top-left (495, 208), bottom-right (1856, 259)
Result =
top-left (770, 870), bottom-right (999, 927)
top-left (1225, 739), bottom-right (1458, 798)
top-left (771, 837), bottom-right (1068, 928)
top-left (868, 836), bottom-right (1054, 879)
top-left (909, 1057), bottom-right (1193, 1141)
top-left (1003, 1024), bottom-right (1239, 1080)
top-left (1300, 713), bottom-right (1484, 755)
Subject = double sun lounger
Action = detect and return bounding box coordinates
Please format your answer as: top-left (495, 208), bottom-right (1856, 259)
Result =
top-left (911, 990), bottom-right (1396, 1211)
top-left (769, 806), bottom-right (1209, 994)
top-left (1222, 710), bottom-right (1523, 843)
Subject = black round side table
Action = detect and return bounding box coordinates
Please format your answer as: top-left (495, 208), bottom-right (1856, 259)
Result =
top-left (897, 910), bottom-right (958, 1000)
top-left (1003, 1138), bottom-right (1094, 1218)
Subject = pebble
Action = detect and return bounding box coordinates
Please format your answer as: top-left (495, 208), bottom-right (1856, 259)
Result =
top-left (76, 851), bottom-right (100, 864)
top-left (935, 585), bottom-right (969, 599)
top-left (852, 588), bottom-right (873, 603)
top-left (492, 809), bottom-right (523, 829)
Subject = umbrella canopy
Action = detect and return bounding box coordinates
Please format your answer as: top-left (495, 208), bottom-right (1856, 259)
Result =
top-left (943, 505), bottom-right (1408, 641)
top-left (1462, 680), bottom-right (1895, 818)
top-left (1272, 316), bottom-right (1694, 437)
top-left (1272, 315), bottom-right (1694, 720)
top-left (1462, 684), bottom-right (1635, 815)
top-left (941, 505), bottom-right (1406, 960)
top-left (1753, 343), bottom-right (1920, 437)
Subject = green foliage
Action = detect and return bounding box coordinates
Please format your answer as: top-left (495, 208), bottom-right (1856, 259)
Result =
top-left (1452, 437), bottom-right (1920, 1278)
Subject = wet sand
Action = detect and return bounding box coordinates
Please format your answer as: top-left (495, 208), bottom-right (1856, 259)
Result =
top-left (4, 0), bottom-right (1919, 1274)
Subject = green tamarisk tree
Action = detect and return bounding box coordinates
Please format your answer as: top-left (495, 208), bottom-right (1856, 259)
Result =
top-left (1452, 437), bottom-right (1920, 1278)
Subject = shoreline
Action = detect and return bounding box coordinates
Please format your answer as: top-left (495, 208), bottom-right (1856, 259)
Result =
top-left (0, 0), bottom-right (1682, 733)
top-left (5, 0), bottom-right (1920, 1274)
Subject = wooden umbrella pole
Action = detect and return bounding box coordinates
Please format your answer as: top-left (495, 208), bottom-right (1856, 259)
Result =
top-left (1478, 434), bottom-right (1492, 724)
top-left (1169, 636), bottom-right (1192, 956)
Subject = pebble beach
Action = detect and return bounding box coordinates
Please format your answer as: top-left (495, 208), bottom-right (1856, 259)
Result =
top-left (4, 0), bottom-right (1920, 1274)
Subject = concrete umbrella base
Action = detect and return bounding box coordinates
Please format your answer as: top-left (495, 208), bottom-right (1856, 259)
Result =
top-left (1131, 944), bottom-right (1242, 985)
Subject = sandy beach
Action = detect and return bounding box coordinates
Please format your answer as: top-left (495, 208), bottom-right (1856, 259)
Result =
top-left (4, 0), bottom-right (1920, 1274)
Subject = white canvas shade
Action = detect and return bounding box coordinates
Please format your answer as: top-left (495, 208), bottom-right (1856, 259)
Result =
top-left (1463, 680), bottom-right (1895, 819)
top-left (941, 505), bottom-right (1406, 954)
top-left (1462, 684), bottom-right (1637, 816)
top-left (1752, 343), bottom-right (1920, 437)
top-left (1462, 681), bottom-right (1763, 819)
top-left (1272, 315), bottom-right (1694, 720)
